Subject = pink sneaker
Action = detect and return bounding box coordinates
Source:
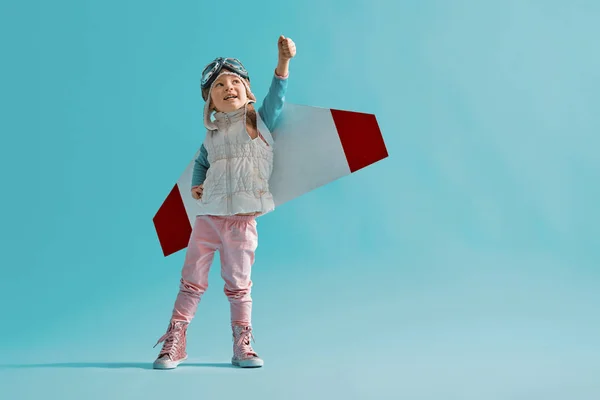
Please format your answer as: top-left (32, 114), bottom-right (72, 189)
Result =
top-left (231, 325), bottom-right (264, 368)
top-left (153, 321), bottom-right (188, 369)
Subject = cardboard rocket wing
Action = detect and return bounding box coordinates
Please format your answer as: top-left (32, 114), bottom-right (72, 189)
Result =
top-left (153, 103), bottom-right (388, 257)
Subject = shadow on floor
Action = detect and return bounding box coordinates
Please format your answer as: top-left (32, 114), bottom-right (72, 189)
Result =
top-left (0, 362), bottom-right (235, 370)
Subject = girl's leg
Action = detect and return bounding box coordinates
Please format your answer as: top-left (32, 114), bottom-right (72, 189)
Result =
top-left (171, 215), bottom-right (221, 322)
top-left (219, 216), bottom-right (258, 326)
top-left (219, 215), bottom-right (263, 368)
top-left (153, 215), bottom-right (220, 370)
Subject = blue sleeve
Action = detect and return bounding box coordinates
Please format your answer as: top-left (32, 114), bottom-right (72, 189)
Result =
top-left (258, 73), bottom-right (288, 132)
top-left (192, 144), bottom-right (210, 187)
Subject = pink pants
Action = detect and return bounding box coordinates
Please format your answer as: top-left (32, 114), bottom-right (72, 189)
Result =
top-left (171, 215), bottom-right (258, 326)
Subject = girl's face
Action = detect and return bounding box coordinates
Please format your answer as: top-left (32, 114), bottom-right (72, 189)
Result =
top-left (210, 73), bottom-right (248, 112)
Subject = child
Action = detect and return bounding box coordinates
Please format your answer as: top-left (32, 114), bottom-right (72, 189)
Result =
top-left (153, 35), bottom-right (297, 369)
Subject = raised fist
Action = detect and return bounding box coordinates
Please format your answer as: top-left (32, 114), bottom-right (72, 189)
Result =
top-left (278, 35), bottom-right (296, 60)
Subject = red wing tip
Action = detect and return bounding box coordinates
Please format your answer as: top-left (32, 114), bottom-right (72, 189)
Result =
top-left (153, 183), bottom-right (192, 257)
top-left (329, 109), bottom-right (388, 173)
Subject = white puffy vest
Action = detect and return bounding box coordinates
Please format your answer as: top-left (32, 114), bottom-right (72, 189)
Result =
top-left (198, 104), bottom-right (275, 216)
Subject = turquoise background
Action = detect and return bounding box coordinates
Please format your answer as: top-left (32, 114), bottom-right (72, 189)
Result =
top-left (1, 0), bottom-right (599, 399)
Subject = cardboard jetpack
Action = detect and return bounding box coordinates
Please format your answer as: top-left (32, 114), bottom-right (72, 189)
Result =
top-left (153, 103), bottom-right (388, 256)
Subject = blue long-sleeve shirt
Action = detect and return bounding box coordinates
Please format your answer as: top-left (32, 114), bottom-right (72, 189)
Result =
top-left (192, 73), bottom-right (288, 187)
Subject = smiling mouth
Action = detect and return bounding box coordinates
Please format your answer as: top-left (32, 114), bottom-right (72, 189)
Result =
top-left (224, 95), bottom-right (237, 100)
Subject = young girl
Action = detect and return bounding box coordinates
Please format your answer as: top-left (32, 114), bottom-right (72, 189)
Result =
top-left (153, 35), bottom-right (297, 369)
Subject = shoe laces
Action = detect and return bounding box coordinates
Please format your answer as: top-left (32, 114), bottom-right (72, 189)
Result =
top-left (154, 322), bottom-right (186, 356)
top-left (234, 326), bottom-right (257, 357)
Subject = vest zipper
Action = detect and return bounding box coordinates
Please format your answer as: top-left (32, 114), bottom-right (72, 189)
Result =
top-left (224, 117), bottom-right (232, 214)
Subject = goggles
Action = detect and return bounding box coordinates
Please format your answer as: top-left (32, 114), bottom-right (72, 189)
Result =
top-left (201, 57), bottom-right (249, 90)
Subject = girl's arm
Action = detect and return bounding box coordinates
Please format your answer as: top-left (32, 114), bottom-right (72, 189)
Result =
top-left (258, 36), bottom-right (296, 132)
top-left (192, 144), bottom-right (210, 187)
top-left (258, 72), bottom-right (288, 132)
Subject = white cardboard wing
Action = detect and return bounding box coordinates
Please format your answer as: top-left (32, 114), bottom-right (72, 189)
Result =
top-left (153, 103), bottom-right (388, 256)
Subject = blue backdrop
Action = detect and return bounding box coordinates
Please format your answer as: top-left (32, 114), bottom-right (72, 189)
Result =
top-left (1, 0), bottom-right (599, 399)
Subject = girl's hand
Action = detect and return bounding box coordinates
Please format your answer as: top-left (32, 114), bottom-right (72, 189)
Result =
top-left (191, 184), bottom-right (203, 200)
top-left (278, 36), bottom-right (296, 60)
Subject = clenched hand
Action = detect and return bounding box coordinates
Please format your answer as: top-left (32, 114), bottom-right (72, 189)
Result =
top-left (191, 184), bottom-right (203, 200)
top-left (278, 36), bottom-right (296, 60)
